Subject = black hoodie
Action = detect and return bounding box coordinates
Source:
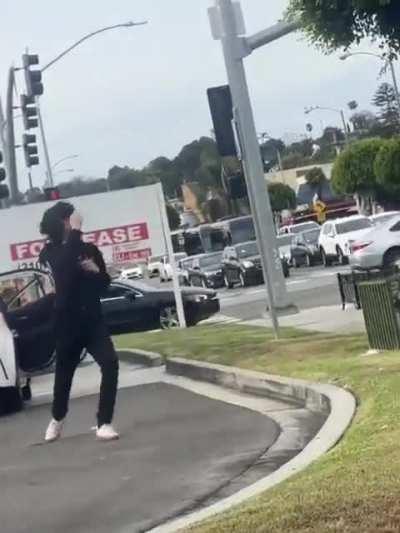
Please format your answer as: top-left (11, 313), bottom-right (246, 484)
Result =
top-left (39, 229), bottom-right (110, 329)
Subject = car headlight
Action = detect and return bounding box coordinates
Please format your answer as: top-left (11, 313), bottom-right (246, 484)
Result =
top-left (242, 261), bottom-right (254, 268)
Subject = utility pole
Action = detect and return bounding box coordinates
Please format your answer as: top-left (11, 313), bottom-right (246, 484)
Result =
top-left (209, 0), bottom-right (297, 334)
top-left (389, 59), bottom-right (400, 116)
top-left (0, 96), bottom-right (8, 177)
top-left (36, 97), bottom-right (53, 186)
top-left (6, 67), bottom-right (19, 203)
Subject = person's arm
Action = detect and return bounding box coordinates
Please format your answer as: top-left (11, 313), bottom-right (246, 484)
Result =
top-left (82, 246), bottom-right (111, 294)
top-left (60, 212), bottom-right (84, 276)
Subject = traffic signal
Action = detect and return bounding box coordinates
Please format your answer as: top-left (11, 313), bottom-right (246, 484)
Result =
top-left (44, 187), bottom-right (61, 201)
top-left (22, 134), bottom-right (39, 167)
top-left (0, 150), bottom-right (9, 200)
top-left (207, 85), bottom-right (237, 157)
top-left (20, 95), bottom-right (39, 130)
top-left (22, 54), bottom-right (44, 97)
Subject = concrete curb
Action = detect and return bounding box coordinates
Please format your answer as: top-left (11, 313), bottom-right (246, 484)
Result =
top-left (117, 348), bottom-right (164, 368)
top-left (149, 357), bottom-right (356, 533)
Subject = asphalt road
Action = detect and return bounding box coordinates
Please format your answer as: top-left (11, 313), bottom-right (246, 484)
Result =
top-left (0, 381), bottom-right (280, 533)
top-left (218, 265), bottom-right (347, 321)
top-left (146, 264), bottom-right (348, 323)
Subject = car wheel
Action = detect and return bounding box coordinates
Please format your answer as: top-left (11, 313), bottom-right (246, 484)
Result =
top-left (224, 275), bottom-right (234, 289)
top-left (321, 248), bottom-right (331, 268)
top-left (239, 272), bottom-right (246, 287)
top-left (0, 387), bottom-right (23, 416)
top-left (337, 247), bottom-right (347, 266)
top-left (21, 382), bottom-right (32, 402)
top-left (160, 306), bottom-right (180, 330)
top-left (384, 248), bottom-right (400, 270)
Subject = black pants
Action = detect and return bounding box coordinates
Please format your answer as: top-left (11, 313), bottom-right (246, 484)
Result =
top-left (52, 321), bottom-right (119, 427)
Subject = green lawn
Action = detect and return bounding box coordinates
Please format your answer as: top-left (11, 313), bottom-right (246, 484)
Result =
top-left (115, 325), bottom-right (400, 533)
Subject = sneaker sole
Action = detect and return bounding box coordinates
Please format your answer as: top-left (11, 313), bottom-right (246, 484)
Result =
top-left (96, 435), bottom-right (120, 441)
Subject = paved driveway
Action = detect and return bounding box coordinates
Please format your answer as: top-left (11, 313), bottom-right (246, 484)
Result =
top-left (0, 378), bottom-right (280, 533)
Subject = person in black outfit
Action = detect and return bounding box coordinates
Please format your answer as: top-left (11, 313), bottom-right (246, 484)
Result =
top-left (39, 202), bottom-right (119, 442)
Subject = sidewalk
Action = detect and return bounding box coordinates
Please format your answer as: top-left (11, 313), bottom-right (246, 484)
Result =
top-left (243, 305), bottom-right (365, 335)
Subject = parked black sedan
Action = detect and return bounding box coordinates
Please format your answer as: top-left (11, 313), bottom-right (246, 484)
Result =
top-left (101, 280), bottom-right (220, 333)
top-left (290, 228), bottom-right (321, 267)
top-left (186, 252), bottom-right (224, 289)
top-left (222, 241), bottom-right (289, 289)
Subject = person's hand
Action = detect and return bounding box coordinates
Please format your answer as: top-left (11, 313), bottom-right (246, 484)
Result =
top-left (70, 211), bottom-right (83, 231)
top-left (80, 259), bottom-right (100, 274)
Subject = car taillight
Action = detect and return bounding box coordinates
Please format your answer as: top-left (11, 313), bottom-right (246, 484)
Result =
top-left (351, 241), bottom-right (372, 253)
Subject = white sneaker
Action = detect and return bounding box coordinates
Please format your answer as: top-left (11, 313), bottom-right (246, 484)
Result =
top-left (45, 418), bottom-right (64, 442)
top-left (96, 424), bottom-right (119, 441)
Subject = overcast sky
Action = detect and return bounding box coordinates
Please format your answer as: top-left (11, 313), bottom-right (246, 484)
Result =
top-left (0, 0), bottom-right (395, 190)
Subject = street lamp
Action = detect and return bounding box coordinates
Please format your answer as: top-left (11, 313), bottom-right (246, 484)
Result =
top-left (305, 105), bottom-right (349, 144)
top-left (51, 154), bottom-right (79, 172)
top-left (38, 20), bottom-right (148, 187)
top-left (53, 168), bottom-right (75, 177)
top-left (340, 51), bottom-right (400, 114)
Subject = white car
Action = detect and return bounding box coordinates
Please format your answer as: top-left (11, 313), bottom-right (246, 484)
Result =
top-left (159, 253), bottom-right (188, 282)
top-left (319, 215), bottom-right (373, 266)
top-left (277, 234), bottom-right (294, 263)
top-left (119, 265), bottom-right (144, 280)
top-left (350, 214), bottom-right (400, 270)
top-left (369, 211), bottom-right (399, 226)
top-left (147, 255), bottom-right (164, 278)
top-left (278, 221), bottom-right (320, 235)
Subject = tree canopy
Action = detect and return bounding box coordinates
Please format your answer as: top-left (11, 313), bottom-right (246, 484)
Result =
top-left (268, 182), bottom-right (297, 212)
top-left (374, 137), bottom-right (400, 193)
top-left (166, 203), bottom-right (181, 230)
top-left (331, 138), bottom-right (384, 195)
top-left (305, 166), bottom-right (327, 187)
top-left (286, 1), bottom-right (400, 53)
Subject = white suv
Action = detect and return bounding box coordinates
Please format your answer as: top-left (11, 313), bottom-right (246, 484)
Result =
top-left (319, 215), bottom-right (373, 266)
top-left (147, 255), bottom-right (164, 278)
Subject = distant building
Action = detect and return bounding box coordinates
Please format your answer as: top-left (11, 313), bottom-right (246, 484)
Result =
top-left (266, 162), bottom-right (336, 207)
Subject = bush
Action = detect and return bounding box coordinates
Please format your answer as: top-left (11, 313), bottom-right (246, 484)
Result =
top-left (331, 138), bottom-right (384, 195)
top-left (374, 137), bottom-right (400, 194)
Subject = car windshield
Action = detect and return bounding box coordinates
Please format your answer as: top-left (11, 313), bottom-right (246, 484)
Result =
top-left (302, 229), bottom-right (320, 244)
top-left (229, 218), bottom-right (256, 245)
top-left (199, 253), bottom-right (223, 268)
top-left (277, 235), bottom-right (293, 247)
top-left (235, 242), bottom-right (259, 258)
top-left (290, 222), bottom-right (319, 234)
top-left (180, 259), bottom-right (193, 269)
top-left (336, 218), bottom-right (372, 234)
top-left (174, 253), bottom-right (187, 262)
top-left (117, 280), bottom-right (151, 293)
top-left (372, 213), bottom-right (398, 225)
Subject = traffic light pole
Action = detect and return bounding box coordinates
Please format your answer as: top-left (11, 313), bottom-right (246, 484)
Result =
top-left (6, 67), bottom-right (19, 203)
top-left (36, 98), bottom-right (54, 186)
top-left (209, 0), bottom-right (298, 334)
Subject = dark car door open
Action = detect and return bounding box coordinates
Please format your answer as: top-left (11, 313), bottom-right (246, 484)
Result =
top-left (8, 293), bottom-right (57, 373)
